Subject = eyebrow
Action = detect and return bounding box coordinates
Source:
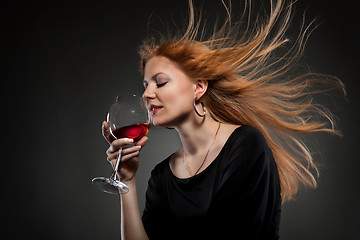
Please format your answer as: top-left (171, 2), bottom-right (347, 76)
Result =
top-left (143, 72), bottom-right (166, 85)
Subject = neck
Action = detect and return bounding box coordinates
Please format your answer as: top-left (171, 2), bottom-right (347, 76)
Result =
top-left (175, 115), bottom-right (219, 156)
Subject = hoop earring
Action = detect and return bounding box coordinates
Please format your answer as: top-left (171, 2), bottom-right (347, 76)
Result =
top-left (193, 98), bottom-right (206, 117)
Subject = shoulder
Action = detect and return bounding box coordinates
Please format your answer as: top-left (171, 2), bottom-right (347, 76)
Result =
top-left (228, 125), bottom-right (268, 151)
top-left (220, 125), bottom-right (273, 170)
top-left (149, 155), bottom-right (171, 180)
top-left (217, 125), bottom-right (277, 190)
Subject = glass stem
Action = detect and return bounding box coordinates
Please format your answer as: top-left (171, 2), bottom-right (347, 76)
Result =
top-left (110, 148), bottom-right (123, 181)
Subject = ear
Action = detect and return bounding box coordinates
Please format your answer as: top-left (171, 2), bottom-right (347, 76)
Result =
top-left (194, 79), bottom-right (208, 100)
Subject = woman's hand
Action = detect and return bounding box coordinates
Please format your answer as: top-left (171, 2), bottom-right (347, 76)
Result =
top-left (102, 121), bottom-right (148, 184)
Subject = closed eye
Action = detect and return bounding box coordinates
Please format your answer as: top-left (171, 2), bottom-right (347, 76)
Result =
top-left (156, 82), bottom-right (167, 88)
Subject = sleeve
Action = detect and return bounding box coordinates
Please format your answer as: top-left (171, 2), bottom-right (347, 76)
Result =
top-left (142, 165), bottom-right (171, 240)
top-left (197, 127), bottom-right (281, 240)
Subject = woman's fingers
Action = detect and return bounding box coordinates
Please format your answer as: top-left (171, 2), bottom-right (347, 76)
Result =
top-left (120, 149), bottom-right (140, 162)
top-left (106, 138), bottom-right (134, 154)
top-left (102, 121), bottom-right (111, 143)
top-left (108, 150), bottom-right (141, 168)
top-left (106, 135), bottom-right (149, 169)
top-left (106, 135), bottom-right (148, 155)
top-left (102, 121), bottom-right (116, 143)
top-left (122, 145), bottom-right (142, 155)
top-left (107, 145), bottom-right (142, 163)
top-left (135, 136), bottom-right (149, 147)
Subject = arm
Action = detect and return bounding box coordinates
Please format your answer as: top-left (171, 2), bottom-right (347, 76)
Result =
top-left (103, 121), bottom-right (149, 240)
top-left (120, 179), bottom-right (149, 240)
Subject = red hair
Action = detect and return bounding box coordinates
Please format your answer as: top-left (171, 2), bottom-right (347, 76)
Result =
top-left (139, 0), bottom-right (345, 201)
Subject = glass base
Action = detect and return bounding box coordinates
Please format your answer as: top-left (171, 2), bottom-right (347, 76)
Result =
top-left (92, 177), bottom-right (129, 194)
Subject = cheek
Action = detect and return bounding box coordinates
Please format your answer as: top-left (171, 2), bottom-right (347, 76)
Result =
top-left (165, 94), bottom-right (194, 121)
top-left (153, 88), bottom-right (193, 124)
top-left (168, 84), bottom-right (194, 109)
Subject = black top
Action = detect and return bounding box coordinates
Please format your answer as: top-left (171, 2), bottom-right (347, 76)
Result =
top-left (142, 125), bottom-right (281, 240)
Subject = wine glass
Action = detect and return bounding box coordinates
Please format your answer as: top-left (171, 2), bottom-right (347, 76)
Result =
top-left (92, 94), bottom-right (150, 194)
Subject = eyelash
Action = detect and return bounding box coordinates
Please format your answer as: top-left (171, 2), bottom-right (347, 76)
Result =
top-left (156, 82), bottom-right (167, 88)
top-left (143, 77), bottom-right (168, 89)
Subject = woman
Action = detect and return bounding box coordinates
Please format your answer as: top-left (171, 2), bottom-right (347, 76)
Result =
top-left (103, 0), bottom-right (344, 239)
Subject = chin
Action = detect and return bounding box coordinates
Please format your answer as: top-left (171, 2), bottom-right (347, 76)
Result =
top-left (151, 112), bottom-right (187, 128)
top-left (151, 117), bottom-right (174, 128)
top-left (150, 118), bottom-right (164, 127)
top-left (151, 121), bottom-right (168, 128)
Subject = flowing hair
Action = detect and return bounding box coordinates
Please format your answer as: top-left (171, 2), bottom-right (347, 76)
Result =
top-left (138, 0), bottom-right (345, 201)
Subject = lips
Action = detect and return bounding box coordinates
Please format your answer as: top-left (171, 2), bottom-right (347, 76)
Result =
top-left (149, 104), bottom-right (163, 115)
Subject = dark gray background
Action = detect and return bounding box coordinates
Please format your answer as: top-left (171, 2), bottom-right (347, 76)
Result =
top-left (3, 0), bottom-right (359, 239)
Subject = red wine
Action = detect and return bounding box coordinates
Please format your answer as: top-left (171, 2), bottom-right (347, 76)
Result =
top-left (111, 123), bottom-right (150, 142)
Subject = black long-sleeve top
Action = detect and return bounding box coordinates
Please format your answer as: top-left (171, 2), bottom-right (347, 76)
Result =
top-left (142, 125), bottom-right (282, 239)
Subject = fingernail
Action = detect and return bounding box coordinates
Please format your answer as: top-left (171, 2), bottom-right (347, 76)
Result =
top-left (128, 138), bottom-right (134, 143)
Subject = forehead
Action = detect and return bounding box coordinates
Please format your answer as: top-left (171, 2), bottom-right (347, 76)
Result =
top-left (144, 56), bottom-right (186, 80)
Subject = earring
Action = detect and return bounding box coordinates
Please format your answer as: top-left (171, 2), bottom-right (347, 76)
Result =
top-left (193, 98), bottom-right (206, 117)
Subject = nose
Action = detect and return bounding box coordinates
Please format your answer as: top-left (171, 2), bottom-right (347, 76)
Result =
top-left (142, 84), bottom-right (156, 101)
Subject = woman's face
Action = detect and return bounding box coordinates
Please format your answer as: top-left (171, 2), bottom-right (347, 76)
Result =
top-left (142, 56), bottom-right (196, 127)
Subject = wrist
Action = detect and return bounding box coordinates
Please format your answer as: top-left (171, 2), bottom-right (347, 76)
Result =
top-left (122, 177), bottom-right (137, 190)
